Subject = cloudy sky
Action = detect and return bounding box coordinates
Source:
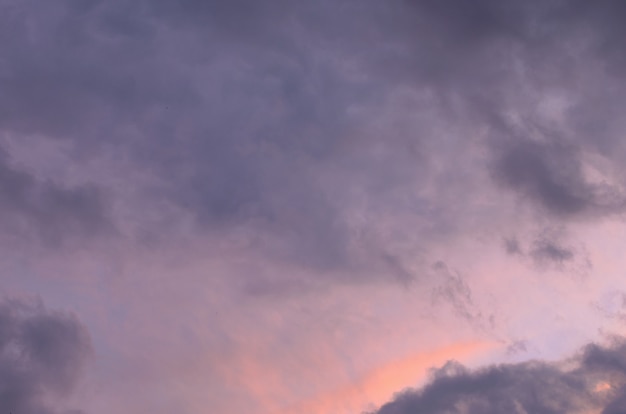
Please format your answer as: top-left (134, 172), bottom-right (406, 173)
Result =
top-left (3, 0), bottom-right (626, 413)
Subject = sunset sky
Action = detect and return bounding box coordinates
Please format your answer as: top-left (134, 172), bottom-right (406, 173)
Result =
top-left (3, 1), bottom-right (626, 413)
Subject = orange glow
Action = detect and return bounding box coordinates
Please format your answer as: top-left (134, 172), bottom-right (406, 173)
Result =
top-left (279, 341), bottom-right (496, 414)
top-left (594, 381), bottom-right (612, 393)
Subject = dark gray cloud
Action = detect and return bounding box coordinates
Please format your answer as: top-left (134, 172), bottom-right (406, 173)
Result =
top-left (0, 298), bottom-right (91, 414)
top-left (393, 0), bottom-right (626, 221)
top-left (491, 139), bottom-right (625, 218)
top-left (493, 140), bottom-right (591, 216)
top-left (502, 229), bottom-right (590, 275)
top-left (1, 0), bottom-right (413, 275)
top-left (368, 338), bottom-right (626, 414)
top-left (2, 0), bottom-right (626, 283)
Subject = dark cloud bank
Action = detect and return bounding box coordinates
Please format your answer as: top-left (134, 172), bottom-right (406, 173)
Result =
top-left (368, 338), bottom-right (626, 414)
top-left (2, 0), bottom-right (626, 276)
top-left (0, 298), bottom-right (91, 414)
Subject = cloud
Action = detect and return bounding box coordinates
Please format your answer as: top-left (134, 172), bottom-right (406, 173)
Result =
top-left (501, 227), bottom-right (591, 275)
top-left (430, 262), bottom-right (493, 331)
top-left (0, 0), bottom-right (372, 270)
top-left (530, 237), bottom-right (574, 266)
top-left (2, 0), bottom-right (626, 285)
top-left (4, 1), bottom-right (626, 413)
top-left (368, 338), bottom-right (626, 414)
top-left (503, 238), bottom-right (522, 255)
top-left (0, 297), bottom-right (92, 414)
top-left (491, 139), bottom-right (625, 218)
top-left (0, 149), bottom-right (111, 245)
top-left (493, 140), bottom-right (591, 216)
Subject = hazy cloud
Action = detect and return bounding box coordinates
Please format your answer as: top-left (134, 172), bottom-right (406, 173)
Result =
top-left (503, 238), bottom-right (522, 255)
top-left (0, 150), bottom-right (111, 245)
top-left (431, 262), bottom-right (494, 331)
top-left (530, 238), bottom-right (575, 266)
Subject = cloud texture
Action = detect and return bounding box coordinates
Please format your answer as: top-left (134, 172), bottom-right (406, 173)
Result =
top-left (2, 0), bottom-right (626, 266)
top-left (3, 0), bottom-right (626, 413)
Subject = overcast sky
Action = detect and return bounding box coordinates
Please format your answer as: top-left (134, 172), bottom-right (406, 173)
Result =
top-left (3, 1), bottom-right (626, 413)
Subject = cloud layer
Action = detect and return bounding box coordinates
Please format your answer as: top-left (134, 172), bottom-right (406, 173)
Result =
top-left (2, 0), bottom-right (626, 269)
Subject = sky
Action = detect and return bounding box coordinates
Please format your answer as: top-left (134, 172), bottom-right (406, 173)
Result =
top-left (3, 1), bottom-right (626, 413)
